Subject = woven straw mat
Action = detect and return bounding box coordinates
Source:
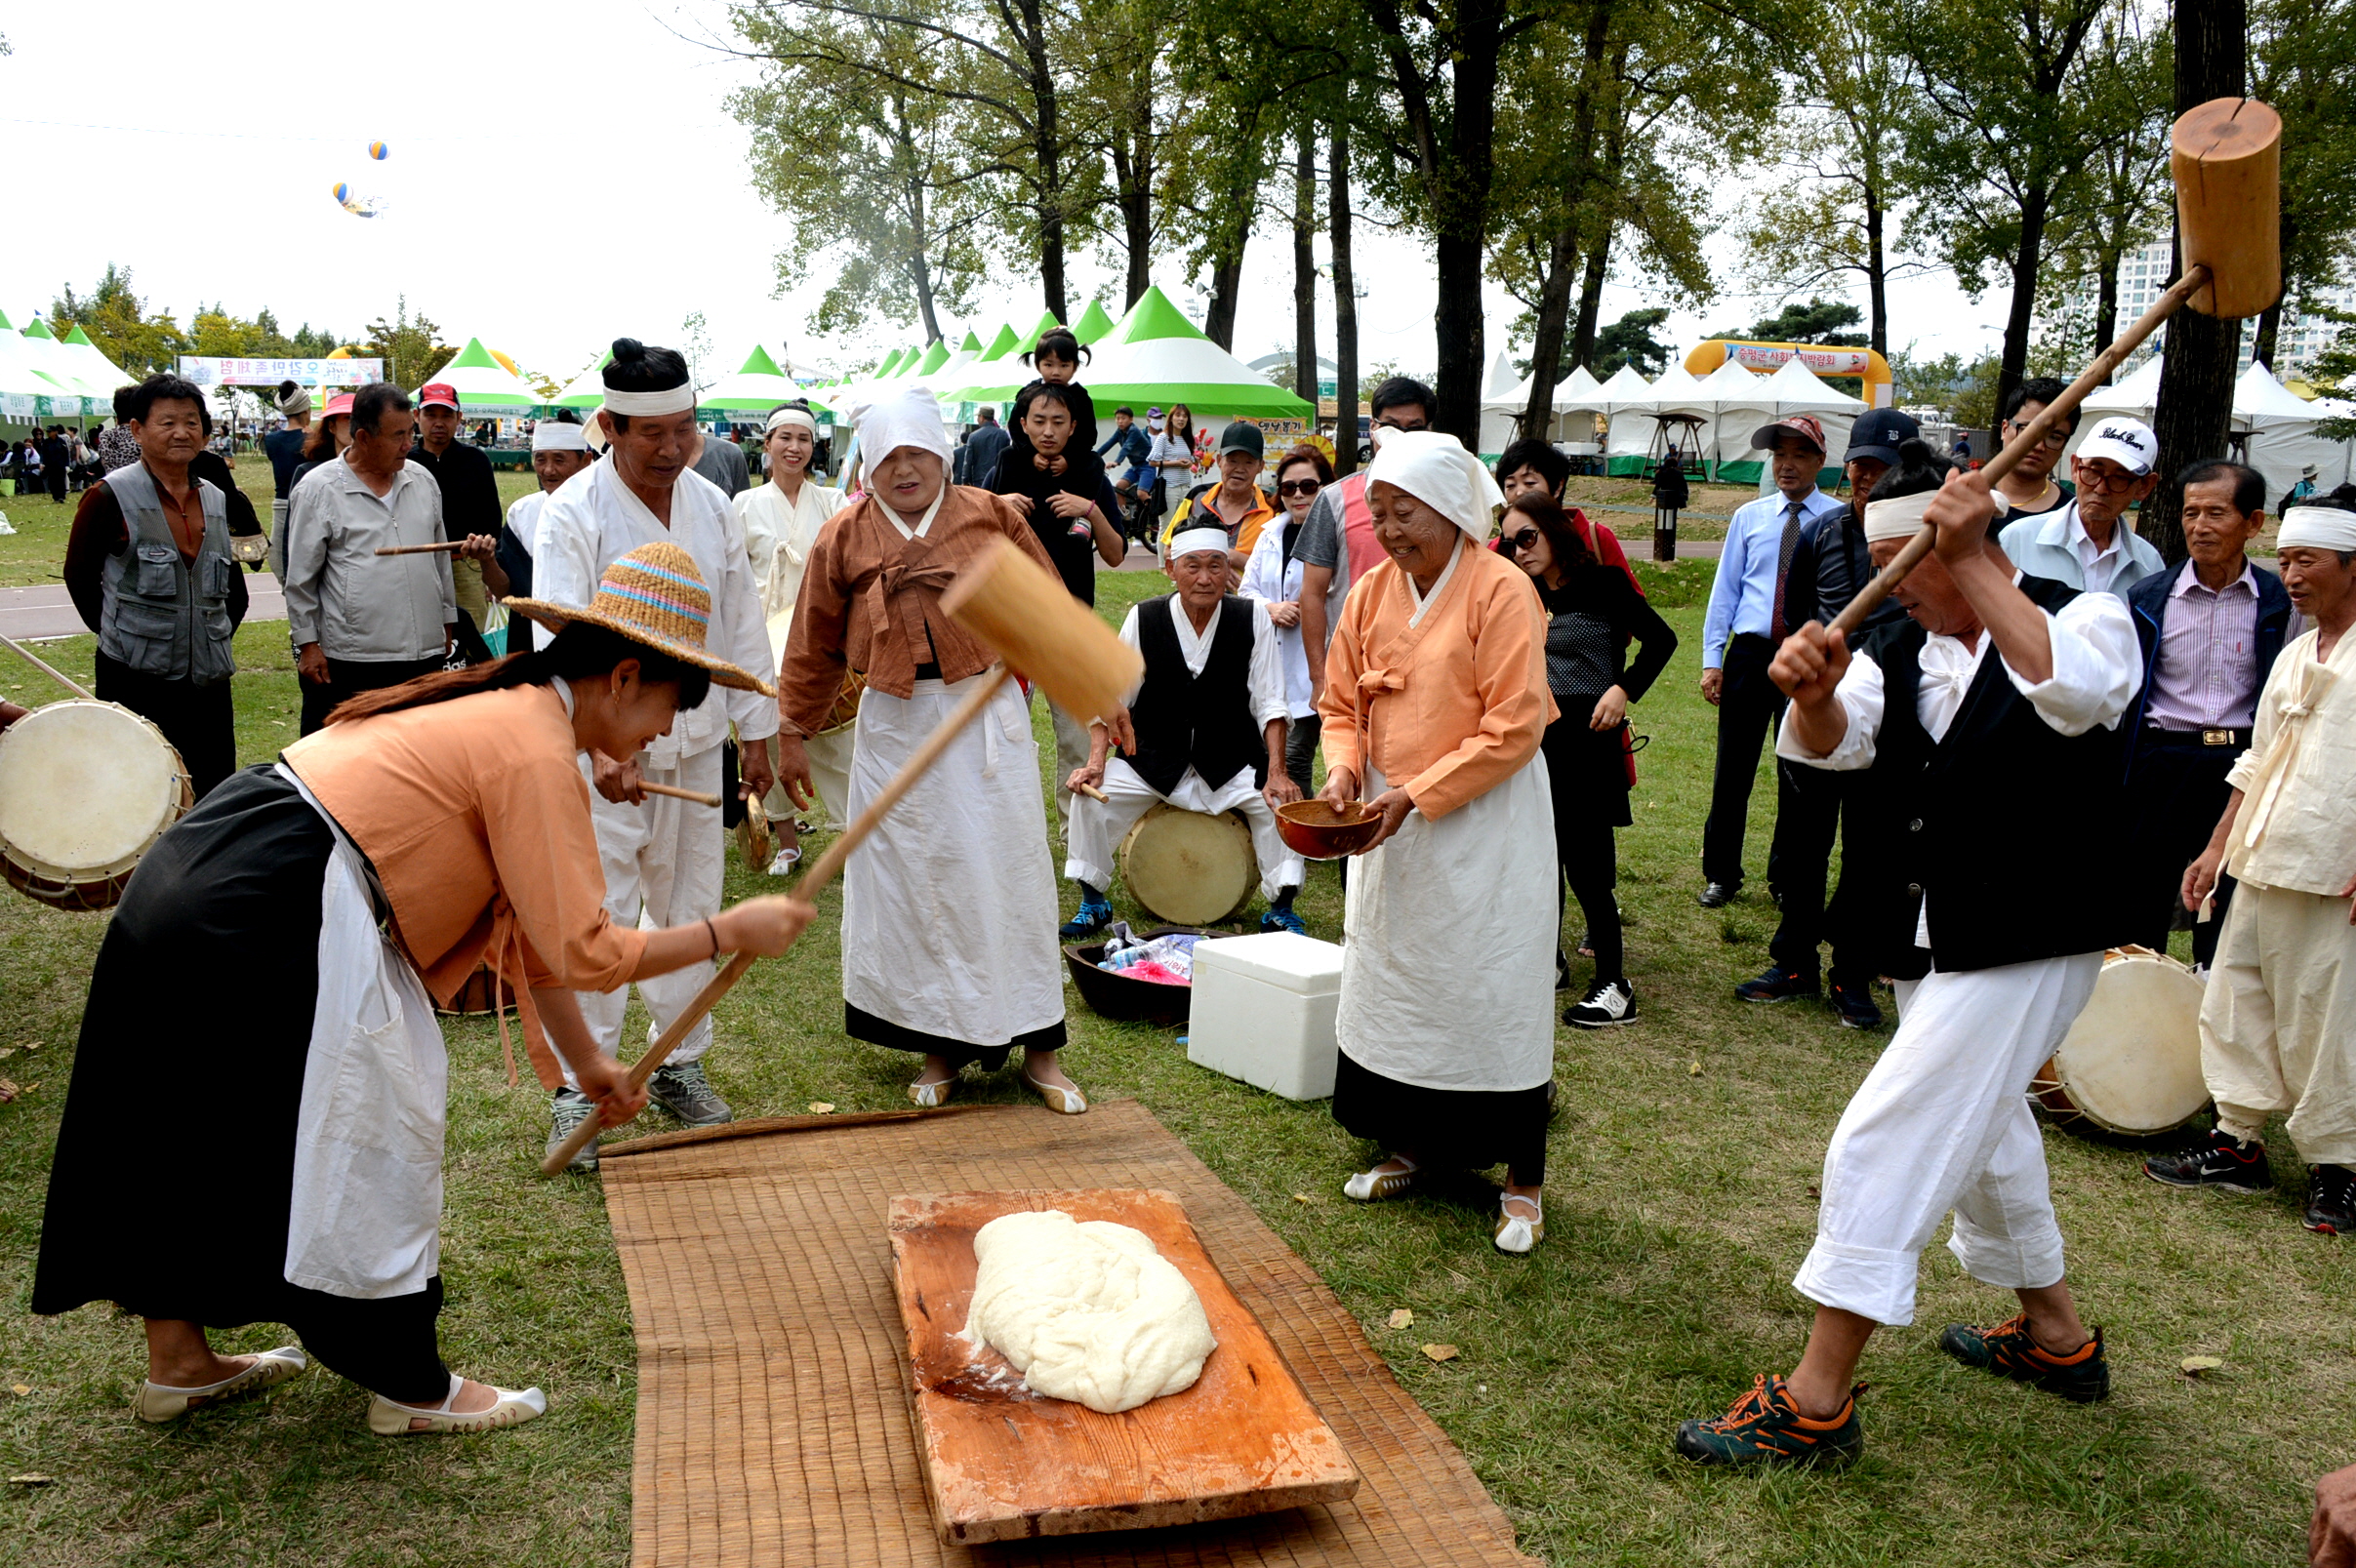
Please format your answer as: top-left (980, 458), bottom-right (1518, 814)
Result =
top-left (598, 1099), bottom-right (1540, 1567)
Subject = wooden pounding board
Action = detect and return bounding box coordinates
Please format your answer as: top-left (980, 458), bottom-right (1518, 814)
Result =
top-left (888, 1188), bottom-right (1361, 1546)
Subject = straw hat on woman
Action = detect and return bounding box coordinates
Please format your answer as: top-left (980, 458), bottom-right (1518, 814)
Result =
top-left (32, 543), bottom-right (814, 1436)
top-left (1314, 430), bottom-right (1560, 1255)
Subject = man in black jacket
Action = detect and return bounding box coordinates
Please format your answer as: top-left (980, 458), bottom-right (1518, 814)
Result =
top-left (406, 381), bottom-right (502, 660)
top-left (2121, 461), bottom-right (2291, 967)
top-left (1745, 409), bottom-right (1918, 1027)
top-left (1677, 456), bottom-right (2141, 1469)
top-left (955, 405), bottom-right (1010, 488)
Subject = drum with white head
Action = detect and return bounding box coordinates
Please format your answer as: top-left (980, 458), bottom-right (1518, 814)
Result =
top-left (2030, 945), bottom-right (2210, 1136)
top-left (1117, 803), bottom-right (1256, 926)
top-left (0, 700), bottom-right (191, 911)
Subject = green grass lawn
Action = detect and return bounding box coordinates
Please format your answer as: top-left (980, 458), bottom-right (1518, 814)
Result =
top-left (2, 558), bottom-right (2350, 1566)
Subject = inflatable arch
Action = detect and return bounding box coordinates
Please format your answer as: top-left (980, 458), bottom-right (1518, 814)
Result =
top-left (1685, 341), bottom-right (1894, 408)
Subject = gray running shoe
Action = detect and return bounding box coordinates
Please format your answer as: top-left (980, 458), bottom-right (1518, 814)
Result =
top-left (547, 1087), bottom-right (599, 1172)
top-left (647, 1060), bottom-right (734, 1126)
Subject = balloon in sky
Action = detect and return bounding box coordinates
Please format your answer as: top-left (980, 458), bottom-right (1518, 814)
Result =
top-left (332, 181), bottom-right (384, 219)
top-left (368, 141), bottom-right (388, 161)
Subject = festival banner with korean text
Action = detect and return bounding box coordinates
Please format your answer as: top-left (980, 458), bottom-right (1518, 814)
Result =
top-left (176, 356), bottom-right (386, 388)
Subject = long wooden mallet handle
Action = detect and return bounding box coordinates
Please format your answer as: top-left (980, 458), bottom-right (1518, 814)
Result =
top-left (540, 665), bottom-right (1017, 1175)
top-left (0, 632), bottom-right (98, 703)
top-left (639, 782), bottom-right (722, 807)
top-left (374, 540), bottom-right (469, 556)
top-left (1828, 267), bottom-right (2209, 639)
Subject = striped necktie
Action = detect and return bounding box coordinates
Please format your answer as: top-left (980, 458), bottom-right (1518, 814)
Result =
top-left (1769, 499), bottom-right (1805, 642)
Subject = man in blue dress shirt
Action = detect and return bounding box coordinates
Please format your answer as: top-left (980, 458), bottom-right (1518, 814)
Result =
top-left (1697, 414), bottom-right (1843, 907)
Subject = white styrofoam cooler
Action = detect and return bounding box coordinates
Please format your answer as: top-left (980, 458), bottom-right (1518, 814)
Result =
top-left (1186, 932), bottom-right (1346, 1101)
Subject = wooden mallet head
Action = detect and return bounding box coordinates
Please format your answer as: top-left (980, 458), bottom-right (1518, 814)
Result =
top-left (2173, 98), bottom-right (2283, 319)
top-left (940, 537), bottom-right (1143, 719)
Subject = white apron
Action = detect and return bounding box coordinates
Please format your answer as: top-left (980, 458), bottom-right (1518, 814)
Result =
top-left (1337, 756), bottom-right (1557, 1093)
top-left (278, 767), bottom-right (449, 1300)
top-left (841, 670), bottom-right (1064, 1045)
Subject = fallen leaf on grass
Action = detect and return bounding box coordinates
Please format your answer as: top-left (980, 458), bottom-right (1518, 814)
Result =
top-left (0, 1079), bottom-right (18, 1103)
top-left (0, 1048), bottom-right (14, 1060)
top-left (8, 1474), bottom-right (54, 1486)
top-left (1292, 1192), bottom-right (1312, 1204)
top-left (1388, 1308), bottom-right (1415, 1330)
top-left (19, 1041), bottom-right (37, 1052)
top-left (2180, 1355), bottom-right (2224, 1375)
top-left (807, 1102), bottom-right (834, 1114)
top-left (1420, 1344), bottom-right (1459, 1363)
top-left (1688, 1061), bottom-right (1703, 1076)
top-left (1807, 1184), bottom-right (1821, 1199)
top-left (9, 1385), bottom-right (27, 1396)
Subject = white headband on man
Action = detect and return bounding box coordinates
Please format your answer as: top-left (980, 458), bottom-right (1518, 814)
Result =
top-left (1862, 491), bottom-right (1936, 543)
top-left (599, 384), bottom-right (698, 417)
top-left (766, 406), bottom-right (818, 436)
top-left (2278, 505), bottom-right (2356, 552)
top-left (1167, 526), bottom-right (1231, 560)
top-left (533, 420), bottom-right (589, 453)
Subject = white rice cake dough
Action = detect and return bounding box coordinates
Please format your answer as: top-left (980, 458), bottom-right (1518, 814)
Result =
top-left (965, 1209), bottom-right (1218, 1415)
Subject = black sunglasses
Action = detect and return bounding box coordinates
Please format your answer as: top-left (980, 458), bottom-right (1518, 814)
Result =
top-left (1505, 528), bottom-right (1543, 552)
top-left (1278, 478), bottom-right (1321, 497)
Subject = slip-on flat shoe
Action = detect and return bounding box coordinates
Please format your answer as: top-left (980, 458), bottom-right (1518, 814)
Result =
top-left (136, 1346), bottom-right (308, 1423)
top-left (1022, 1070), bottom-right (1088, 1114)
top-left (908, 1074), bottom-right (957, 1108)
top-left (368, 1376), bottom-right (548, 1435)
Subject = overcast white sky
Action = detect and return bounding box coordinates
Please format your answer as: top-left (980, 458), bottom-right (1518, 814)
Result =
top-left (0, 4), bottom-right (1997, 388)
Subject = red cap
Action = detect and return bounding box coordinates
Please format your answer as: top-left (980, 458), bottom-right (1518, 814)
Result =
top-left (323, 392), bottom-right (356, 420)
top-left (418, 382), bottom-right (460, 412)
top-left (1751, 413), bottom-right (1826, 457)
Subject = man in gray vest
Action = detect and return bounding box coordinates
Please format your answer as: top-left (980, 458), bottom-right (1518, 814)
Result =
top-left (63, 373), bottom-right (247, 797)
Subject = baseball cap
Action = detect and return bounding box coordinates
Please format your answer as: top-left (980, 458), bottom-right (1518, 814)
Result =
top-left (1843, 408), bottom-right (1920, 467)
top-left (1216, 422), bottom-right (1266, 459)
top-left (1751, 413), bottom-right (1826, 456)
top-left (323, 392), bottom-right (356, 420)
top-left (418, 382), bottom-right (461, 412)
top-left (2076, 416), bottom-right (2158, 476)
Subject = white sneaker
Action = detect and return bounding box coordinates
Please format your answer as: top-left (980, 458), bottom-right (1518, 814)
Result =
top-left (1564, 979), bottom-right (1637, 1029)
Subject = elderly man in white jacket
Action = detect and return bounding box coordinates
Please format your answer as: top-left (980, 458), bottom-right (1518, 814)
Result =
top-left (530, 339), bottom-right (778, 1167)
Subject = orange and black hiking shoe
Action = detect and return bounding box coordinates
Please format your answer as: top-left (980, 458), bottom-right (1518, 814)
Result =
top-left (1674, 1374), bottom-right (1863, 1467)
top-left (1938, 1315), bottom-right (2110, 1402)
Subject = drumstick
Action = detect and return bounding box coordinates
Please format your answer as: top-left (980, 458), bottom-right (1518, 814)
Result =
top-left (541, 667), bottom-right (1017, 1175)
top-left (1074, 782), bottom-right (1110, 803)
top-left (639, 782), bottom-right (722, 807)
top-left (373, 541), bottom-right (471, 556)
top-left (0, 632), bottom-right (97, 703)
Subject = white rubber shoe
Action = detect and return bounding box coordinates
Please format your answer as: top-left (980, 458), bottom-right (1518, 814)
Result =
top-left (367, 1375), bottom-right (548, 1435)
top-left (135, 1347), bottom-right (308, 1422)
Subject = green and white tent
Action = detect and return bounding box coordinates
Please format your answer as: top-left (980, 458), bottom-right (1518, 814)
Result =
top-left (1073, 299), bottom-right (1116, 346)
top-left (932, 323), bottom-right (1022, 406)
top-left (550, 349), bottom-right (614, 411)
top-left (426, 337), bottom-right (541, 414)
top-left (937, 329), bottom-right (986, 383)
top-left (942, 317), bottom-right (1055, 407)
top-left (912, 338), bottom-right (953, 379)
top-left (61, 325), bottom-right (134, 402)
top-left (1080, 287), bottom-right (1313, 420)
top-left (699, 343), bottom-right (819, 422)
top-left (17, 317), bottom-right (108, 414)
top-left (0, 309), bottom-right (88, 421)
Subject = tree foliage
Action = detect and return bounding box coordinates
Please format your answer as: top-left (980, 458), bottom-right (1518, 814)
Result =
top-left (1710, 298), bottom-right (1868, 345)
top-left (48, 265), bottom-right (344, 378)
top-left (362, 297), bottom-right (454, 389)
top-left (2248, 0), bottom-right (2356, 364)
top-left (1591, 307), bottom-right (1675, 375)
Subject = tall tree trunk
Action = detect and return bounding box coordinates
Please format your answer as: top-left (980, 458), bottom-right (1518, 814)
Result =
top-left (1570, 228), bottom-right (1612, 368)
top-left (2252, 300), bottom-right (2281, 368)
top-left (2093, 250), bottom-right (2120, 352)
top-left (1329, 114), bottom-right (1360, 476)
top-left (1119, 75), bottom-right (1155, 308)
top-left (2147, 0), bottom-right (2249, 562)
top-left (1863, 186), bottom-right (1889, 357)
top-left (1203, 243), bottom-right (1246, 350)
top-left (1520, 227), bottom-right (1582, 439)
top-left (1294, 129), bottom-right (1318, 405)
top-left (1520, 0), bottom-right (1612, 438)
top-left (1994, 185), bottom-right (2051, 431)
top-left (1426, 0), bottom-right (1506, 442)
top-left (1013, 0), bottom-right (1068, 320)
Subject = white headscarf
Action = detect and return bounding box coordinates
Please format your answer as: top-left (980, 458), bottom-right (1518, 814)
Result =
top-left (1364, 429), bottom-right (1504, 540)
top-left (532, 420), bottom-right (589, 453)
top-left (2278, 505), bottom-right (2356, 552)
top-left (853, 384), bottom-right (955, 471)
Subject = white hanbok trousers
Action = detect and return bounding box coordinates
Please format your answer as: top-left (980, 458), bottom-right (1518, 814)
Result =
top-left (2203, 881), bottom-right (2356, 1165)
top-left (571, 742), bottom-right (727, 1083)
top-left (1794, 950), bottom-right (2102, 1326)
top-left (1064, 757), bottom-right (1304, 901)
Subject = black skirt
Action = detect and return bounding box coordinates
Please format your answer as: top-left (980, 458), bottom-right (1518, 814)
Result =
top-left (846, 1003), bottom-right (1066, 1073)
top-left (32, 765), bottom-right (336, 1323)
top-left (1542, 705), bottom-right (1632, 829)
top-left (1331, 1052), bottom-right (1550, 1184)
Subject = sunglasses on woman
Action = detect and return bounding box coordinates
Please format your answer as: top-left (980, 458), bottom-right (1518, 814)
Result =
top-left (1277, 477), bottom-right (1321, 497)
top-left (1504, 528), bottom-right (1543, 552)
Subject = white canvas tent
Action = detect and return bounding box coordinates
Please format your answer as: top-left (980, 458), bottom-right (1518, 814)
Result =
top-left (1478, 359), bottom-right (1605, 452)
top-left (2234, 361), bottom-right (2356, 497)
top-left (1564, 364), bottom-right (1659, 469)
top-left (2078, 355), bottom-right (2165, 418)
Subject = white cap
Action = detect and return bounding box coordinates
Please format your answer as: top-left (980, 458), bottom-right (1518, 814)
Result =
top-left (533, 420), bottom-right (589, 453)
top-left (2278, 504), bottom-right (2356, 552)
top-left (1167, 526), bottom-right (1231, 559)
top-left (2075, 416), bottom-right (2159, 476)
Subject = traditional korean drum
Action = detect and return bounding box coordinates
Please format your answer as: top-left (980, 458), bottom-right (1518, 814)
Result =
top-left (0, 700), bottom-right (191, 912)
top-left (1117, 804), bottom-right (1255, 926)
top-left (819, 668), bottom-right (868, 736)
top-left (437, 963), bottom-right (516, 1018)
top-left (2030, 945), bottom-right (2210, 1136)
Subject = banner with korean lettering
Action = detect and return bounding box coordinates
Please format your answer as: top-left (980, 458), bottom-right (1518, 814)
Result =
top-left (1720, 342), bottom-right (1877, 377)
top-left (176, 356), bottom-right (386, 388)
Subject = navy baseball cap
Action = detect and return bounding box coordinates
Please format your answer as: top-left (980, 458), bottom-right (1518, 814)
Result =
top-left (1844, 408), bottom-right (1920, 466)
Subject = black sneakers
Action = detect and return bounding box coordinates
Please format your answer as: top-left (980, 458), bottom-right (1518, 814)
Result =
top-left (2144, 1130), bottom-right (2275, 1194)
top-left (2306, 1165), bottom-right (2356, 1235)
top-left (1564, 979), bottom-right (1637, 1029)
top-left (1938, 1315), bottom-right (2110, 1403)
top-left (646, 1060), bottom-right (734, 1126)
top-left (1697, 881), bottom-right (1742, 908)
top-left (1674, 1375), bottom-right (1863, 1468)
top-left (1735, 965), bottom-right (1821, 1003)
top-left (1828, 980), bottom-right (1884, 1029)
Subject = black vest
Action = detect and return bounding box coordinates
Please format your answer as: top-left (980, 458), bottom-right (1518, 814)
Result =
top-left (1851, 577), bottom-right (2139, 978)
top-left (1122, 595), bottom-right (1264, 794)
